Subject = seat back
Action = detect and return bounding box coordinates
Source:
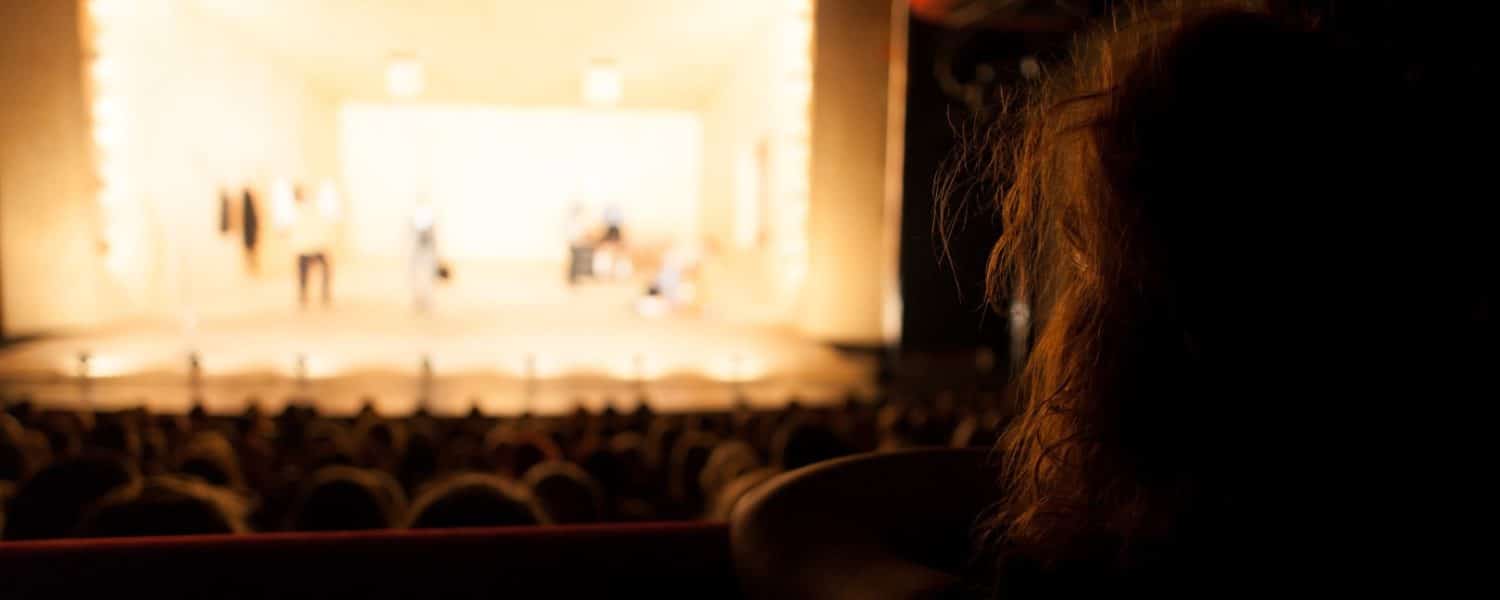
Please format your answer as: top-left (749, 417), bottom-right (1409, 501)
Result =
top-left (0, 521), bottom-right (739, 598)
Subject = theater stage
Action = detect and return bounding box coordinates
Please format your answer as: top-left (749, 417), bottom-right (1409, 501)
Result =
top-left (0, 260), bottom-right (875, 416)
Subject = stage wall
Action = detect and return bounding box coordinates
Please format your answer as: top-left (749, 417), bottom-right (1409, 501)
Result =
top-left (1, 0), bottom-right (103, 336)
top-left (1, 0), bottom-right (340, 335)
top-left (2, 0), bottom-right (900, 348)
top-left (338, 105), bottom-right (701, 263)
top-left (697, 14), bottom-right (787, 325)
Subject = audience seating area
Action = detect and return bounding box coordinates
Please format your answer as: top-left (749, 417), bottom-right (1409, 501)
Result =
top-left (1, 393), bottom-right (1008, 542)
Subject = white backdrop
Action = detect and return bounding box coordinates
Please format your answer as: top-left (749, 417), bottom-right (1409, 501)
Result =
top-left (339, 105), bottom-right (701, 262)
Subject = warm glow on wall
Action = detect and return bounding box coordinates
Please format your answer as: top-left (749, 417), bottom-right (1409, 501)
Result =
top-left (733, 150), bottom-right (764, 248)
top-left (339, 105), bottom-right (702, 262)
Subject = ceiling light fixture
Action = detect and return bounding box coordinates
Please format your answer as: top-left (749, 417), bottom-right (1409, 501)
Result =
top-left (583, 59), bottom-right (622, 107)
top-left (386, 54), bottom-right (425, 99)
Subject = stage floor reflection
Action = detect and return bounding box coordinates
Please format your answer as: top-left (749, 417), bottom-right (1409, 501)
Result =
top-left (0, 261), bottom-right (874, 415)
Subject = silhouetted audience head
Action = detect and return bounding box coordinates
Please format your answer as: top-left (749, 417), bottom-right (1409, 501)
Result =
top-left (668, 431), bottom-right (717, 510)
top-left (700, 440), bottom-right (761, 503)
top-left (154, 412), bottom-right (194, 451)
top-left (524, 460), bottom-right (604, 524)
top-left (608, 432), bottom-right (649, 492)
top-left (484, 425), bottom-right (562, 478)
top-left (88, 414), bottom-right (143, 461)
top-left (0, 441), bottom-right (28, 484)
top-left (78, 475), bottom-right (248, 537)
top-left (397, 427), bottom-right (439, 493)
top-left (287, 465), bottom-right (406, 531)
top-left (36, 410), bottom-right (89, 458)
top-left (576, 443), bottom-right (625, 520)
top-left (1, 414), bottom-right (33, 483)
top-left (645, 416), bottom-right (685, 473)
top-left (3, 399), bottom-right (37, 423)
top-left (3, 454), bottom-right (137, 540)
top-left (177, 431), bottom-right (246, 490)
top-left (603, 432), bottom-right (656, 520)
top-left (950, 411), bottom-right (1004, 449)
top-left (437, 428), bottom-right (486, 473)
top-left (407, 472), bottom-right (544, 529)
top-left (303, 419), bottom-right (358, 468)
top-left (0, 398), bottom-right (1012, 540)
top-left (627, 401), bottom-right (653, 432)
top-left (354, 418), bottom-right (408, 473)
top-left (2, 413), bottom-right (29, 446)
top-left (136, 423), bottom-right (171, 475)
top-left (706, 466), bottom-right (777, 521)
top-left (770, 418), bottom-right (850, 471)
top-left (0, 481), bottom-right (11, 533)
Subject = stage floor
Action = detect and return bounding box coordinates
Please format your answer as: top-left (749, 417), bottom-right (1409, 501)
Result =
top-left (0, 261), bottom-right (874, 416)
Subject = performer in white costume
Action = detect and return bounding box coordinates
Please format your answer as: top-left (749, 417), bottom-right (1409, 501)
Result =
top-left (285, 183), bottom-right (334, 309)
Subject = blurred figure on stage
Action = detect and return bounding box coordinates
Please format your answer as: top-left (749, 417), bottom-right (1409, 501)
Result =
top-left (636, 241), bottom-right (700, 318)
top-left (241, 187), bottom-right (260, 274)
top-left (602, 202), bottom-right (624, 244)
top-left (411, 201), bottom-right (439, 314)
top-left (594, 202), bottom-right (631, 280)
top-left (286, 183), bottom-right (333, 308)
top-left (565, 200), bottom-right (594, 287)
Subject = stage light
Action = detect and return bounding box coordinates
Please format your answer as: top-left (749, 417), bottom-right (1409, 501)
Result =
top-left (583, 59), bottom-right (622, 107)
top-left (65, 352), bottom-right (140, 379)
top-left (386, 55), bottom-right (425, 99)
top-left (87, 0), bottom-right (133, 281)
top-left (91, 57), bottom-right (121, 86)
top-left (89, 95), bottom-right (127, 152)
top-left (93, 122), bottom-right (125, 150)
top-left (87, 0), bottom-right (129, 21)
top-left (92, 96), bottom-right (125, 125)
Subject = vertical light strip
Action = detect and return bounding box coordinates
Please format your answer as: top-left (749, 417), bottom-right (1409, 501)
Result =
top-left (770, 0), bottom-right (815, 313)
top-left (84, 0), bottom-right (131, 276)
top-left (881, 0), bottom-right (909, 344)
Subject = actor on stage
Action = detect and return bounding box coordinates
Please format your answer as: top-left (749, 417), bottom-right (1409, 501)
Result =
top-left (411, 201), bottom-right (439, 313)
top-left (595, 202), bottom-right (630, 279)
top-left (289, 186), bottom-right (334, 308)
top-left (565, 200), bottom-right (593, 286)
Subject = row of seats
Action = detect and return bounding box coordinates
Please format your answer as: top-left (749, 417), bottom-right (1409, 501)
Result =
top-left (1, 393), bottom-right (1008, 541)
top-left (0, 521), bottom-right (740, 598)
